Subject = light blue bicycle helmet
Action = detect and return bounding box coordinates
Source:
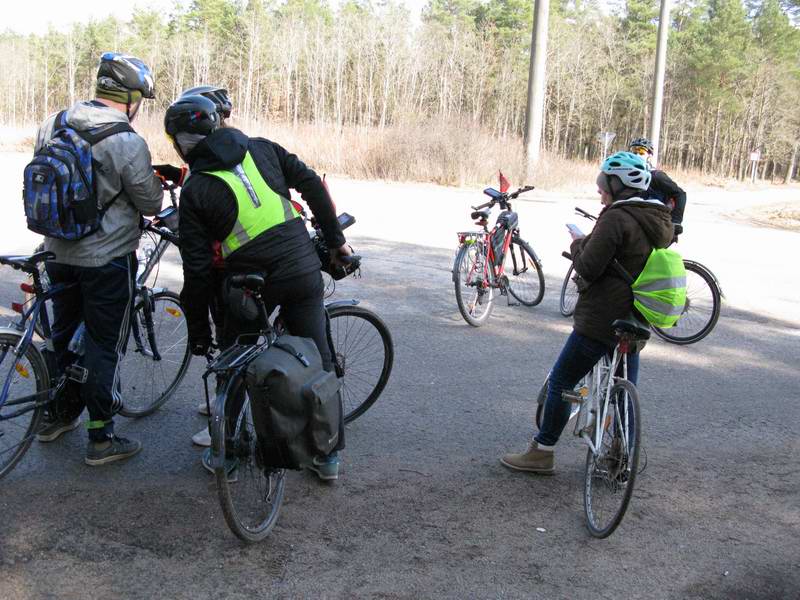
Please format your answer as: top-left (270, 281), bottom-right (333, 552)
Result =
top-left (601, 151), bottom-right (651, 191)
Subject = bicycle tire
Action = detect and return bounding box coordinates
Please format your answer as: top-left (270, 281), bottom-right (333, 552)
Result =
top-left (505, 237), bottom-right (545, 307)
top-left (583, 379), bottom-right (640, 538)
top-left (214, 373), bottom-right (285, 543)
top-left (119, 291), bottom-right (192, 418)
top-left (652, 260), bottom-right (721, 345)
top-left (0, 332), bottom-right (49, 480)
top-left (453, 242), bottom-right (494, 327)
top-left (327, 305), bottom-right (394, 423)
top-left (559, 264), bottom-right (579, 318)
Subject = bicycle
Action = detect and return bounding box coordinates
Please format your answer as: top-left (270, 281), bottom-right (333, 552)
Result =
top-left (452, 184), bottom-right (545, 326)
top-left (558, 206), bottom-right (722, 344)
top-left (0, 250), bottom-right (83, 480)
top-left (533, 311), bottom-right (648, 538)
top-left (204, 250), bottom-right (393, 542)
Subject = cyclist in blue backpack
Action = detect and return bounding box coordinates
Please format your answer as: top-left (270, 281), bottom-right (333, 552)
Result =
top-left (501, 152), bottom-right (673, 474)
top-left (31, 53), bottom-right (166, 465)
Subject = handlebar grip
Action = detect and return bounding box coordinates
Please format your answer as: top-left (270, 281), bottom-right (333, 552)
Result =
top-left (562, 251), bottom-right (572, 260)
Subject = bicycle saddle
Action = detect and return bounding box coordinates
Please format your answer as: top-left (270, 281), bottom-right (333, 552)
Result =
top-left (471, 209), bottom-right (489, 221)
top-left (0, 250), bottom-right (56, 273)
top-left (612, 317), bottom-right (651, 340)
top-left (229, 274), bottom-right (265, 292)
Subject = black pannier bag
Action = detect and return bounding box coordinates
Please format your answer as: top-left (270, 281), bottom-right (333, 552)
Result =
top-left (491, 210), bottom-right (519, 262)
top-left (245, 334), bottom-right (342, 470)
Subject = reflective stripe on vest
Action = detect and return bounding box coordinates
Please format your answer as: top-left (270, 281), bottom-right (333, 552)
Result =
top-left (631, 248), bottom-right (687, 328)
top-left (204, 151), bottom-right (299, 258)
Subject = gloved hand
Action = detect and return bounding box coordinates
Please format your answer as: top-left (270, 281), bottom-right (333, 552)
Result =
top-left (153, 164), bottom-right (188, 186)
top-left (330, 243), bottom-right (353, 268)
top-left (189, 337), bottom-right (212, 357)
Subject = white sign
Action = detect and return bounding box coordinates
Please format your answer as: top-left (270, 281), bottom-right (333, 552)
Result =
top-left (750, 151), bottom-right (761, 161)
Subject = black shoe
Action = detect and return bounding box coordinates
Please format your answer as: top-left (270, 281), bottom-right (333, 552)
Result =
top-left (85, 436), bottom-right (142, 466)
top-left (36, 417), bottom-right (80, 442)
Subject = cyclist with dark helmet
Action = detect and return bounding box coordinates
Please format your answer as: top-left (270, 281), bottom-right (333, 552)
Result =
top-left (32, 52), bottom-right (165, 465)
top-left (501, 152), bottom-right (673, 474)
top-left (629, 137), bottom-right (687, 238)
top-left (164, 95), bottom-right (352, 480)
top-left (153, 85), bottom-right (233, 188)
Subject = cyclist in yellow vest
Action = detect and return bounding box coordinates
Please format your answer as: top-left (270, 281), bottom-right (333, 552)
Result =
top-left (163, 95), bottom-right (352, 480)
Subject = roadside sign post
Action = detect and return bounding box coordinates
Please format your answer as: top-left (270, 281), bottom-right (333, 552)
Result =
top-left (750, 150), bottom-right (761, 183)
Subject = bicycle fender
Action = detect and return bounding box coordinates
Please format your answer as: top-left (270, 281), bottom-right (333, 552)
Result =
top-left (512, 235), bottom-right (543, 267)
top-left (683, 260), bottom-right (724, 299)
top-left (325, 299), bottom-right (360, 311)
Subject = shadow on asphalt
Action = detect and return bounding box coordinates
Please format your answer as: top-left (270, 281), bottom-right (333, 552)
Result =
top-left (0, 236), bottom-right (798, 598)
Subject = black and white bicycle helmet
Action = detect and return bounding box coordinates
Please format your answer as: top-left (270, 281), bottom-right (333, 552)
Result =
top-left (180, 85), bottom-right (232, 119)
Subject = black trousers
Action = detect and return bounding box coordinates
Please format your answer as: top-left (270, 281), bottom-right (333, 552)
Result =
top-left (45, 254), bottom-right (136, 441)
top-left (221, 270), bottom-right (343, 452)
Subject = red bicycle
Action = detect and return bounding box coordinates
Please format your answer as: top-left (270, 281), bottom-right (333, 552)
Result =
top-left (452, 182), bottom-right (545, 326)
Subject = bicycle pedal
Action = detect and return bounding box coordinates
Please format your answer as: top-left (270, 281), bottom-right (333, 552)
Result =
top-left (66, 364), bottom-right (88, 384)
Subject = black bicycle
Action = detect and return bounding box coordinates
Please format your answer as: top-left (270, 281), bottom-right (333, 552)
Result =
top-left (204, 249), bottom-right (393, 542)
top-left (559, 207), bottom-right (722, 344)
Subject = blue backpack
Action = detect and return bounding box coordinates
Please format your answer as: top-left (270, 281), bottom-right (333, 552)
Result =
top-left (23, 111), bottom-right (133, 240)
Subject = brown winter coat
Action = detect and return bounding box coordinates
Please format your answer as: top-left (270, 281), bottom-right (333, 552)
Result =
top-left (570, 198), bottom-right (674, 347)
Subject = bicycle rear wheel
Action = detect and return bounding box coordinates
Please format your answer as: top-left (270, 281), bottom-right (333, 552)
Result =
top-left (584, 379), bottom-right (640, 538)
top-left (505, 237), bottom-right (545, 306)
top-left (0, 332), bottom-right (49, 480)
top-left (453, 241), bottom-right (494, 326)
top-left (559, 264), bottom-right (579, 318)
top-left (327, 305), bottom-right (394, 423)
top-left (214, 374), bottom-right (285, 543)
top-left (652, 261), bottom-right (721, 345)
top-left (119, 291), bottom-right (192, 418)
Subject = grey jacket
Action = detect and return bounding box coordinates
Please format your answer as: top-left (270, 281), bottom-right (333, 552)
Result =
top-left (34, 101), bottom-right (164, 267)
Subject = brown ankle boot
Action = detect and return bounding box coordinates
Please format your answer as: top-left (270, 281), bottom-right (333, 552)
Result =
top-left (500, 441), bottom-right (554, 474)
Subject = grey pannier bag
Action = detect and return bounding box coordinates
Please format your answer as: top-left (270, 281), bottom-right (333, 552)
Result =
top-left (245, 334), bottom-right (342, 470)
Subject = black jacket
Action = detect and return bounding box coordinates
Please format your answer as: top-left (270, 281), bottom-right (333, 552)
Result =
top-left (178, 127), bottom-right (345, 345)
top-left (647, 170), bottom-right (686, 225)
top-left (570, 198), bottom-right (674, 347)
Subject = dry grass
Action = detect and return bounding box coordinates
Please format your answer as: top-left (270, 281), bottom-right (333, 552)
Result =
top-left (3, 115), bottom-right (791, 193)
top-left (139, 115), bottom-right (602, 190)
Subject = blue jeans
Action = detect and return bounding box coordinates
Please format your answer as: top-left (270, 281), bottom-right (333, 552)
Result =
top-left (535, 331), bottom-right (639, 447)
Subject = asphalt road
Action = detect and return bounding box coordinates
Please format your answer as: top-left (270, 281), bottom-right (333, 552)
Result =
top-left (1, 229), bottom-right (798, 599)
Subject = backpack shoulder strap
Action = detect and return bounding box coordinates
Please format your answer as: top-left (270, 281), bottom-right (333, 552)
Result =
top-left (53, 110), bottom-right (68, 133)
top-left (76, 122), bottom-right (135, 145)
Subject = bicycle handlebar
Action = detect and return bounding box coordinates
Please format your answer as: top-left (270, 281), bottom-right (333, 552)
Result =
top-left (562, 251), bottom-right (572, 260)
top-left (471, 185), bottom-right (534, 211)
top-left (574, 207), bottom-right (596, 221)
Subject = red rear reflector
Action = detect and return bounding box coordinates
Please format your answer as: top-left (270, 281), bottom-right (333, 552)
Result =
top-left (20, 283), bottom-right (35, 294)
top-left (11, 302), bottom-right (24, 314)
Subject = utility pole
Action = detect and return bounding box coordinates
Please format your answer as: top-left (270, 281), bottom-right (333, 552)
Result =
top-left (523, 0), bottom-right (550, 179)
top-left (649, 0), bottom-right (671, 167)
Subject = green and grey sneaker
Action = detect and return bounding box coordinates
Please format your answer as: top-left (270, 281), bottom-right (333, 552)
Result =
top-left (36, 417), bottom-right (80, 442)
top-left (308, 453), bottom-right (340, 481)
top-left (85, 436), bottom-right (142, 466)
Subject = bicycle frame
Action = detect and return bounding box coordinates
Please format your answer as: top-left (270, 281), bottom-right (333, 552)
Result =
top-left (455, 225), bottom-right (517, 289)
top-left (577, 347), bottom-right (630, 457)
top-left (0, 276), bottom-right (71, 418)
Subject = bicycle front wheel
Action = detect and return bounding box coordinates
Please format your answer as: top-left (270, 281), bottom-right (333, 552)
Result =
top-left (453, 241), bottom-right (494, 327)
top-left (505, 237), bottom-right (545, 306)
top-left (119, 291), bottom-right (192, 418)
top-left (328, 305), bottom-right (394, 423)
top-left (215, 374), bottom-right (285, 543)
top-left (559, 264), bottom-right (579, 318)
top-left (652, 261), bottom-right (721, 345)
top-left (584, 379), bottom-right (641, 538)
top-left (0, 332), bottom-right (49, 480)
